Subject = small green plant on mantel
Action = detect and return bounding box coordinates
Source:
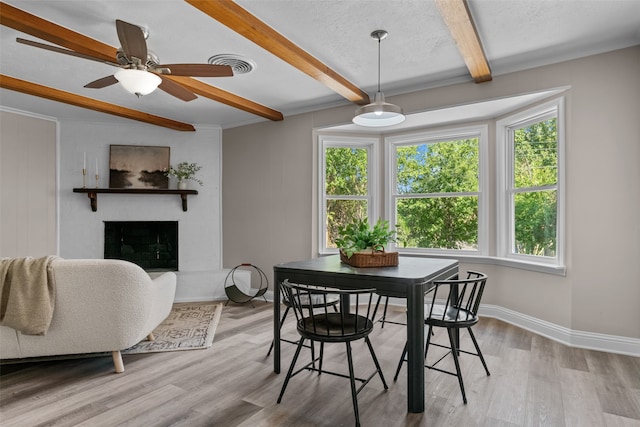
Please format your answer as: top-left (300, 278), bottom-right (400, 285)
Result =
top-left (164, 162), bottom-right (203, 186)
top-left (335, 218), bottom-right (396, 258)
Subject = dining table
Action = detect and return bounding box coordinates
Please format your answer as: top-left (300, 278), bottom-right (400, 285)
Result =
top-left (272, 254), bottom-right (459, 413)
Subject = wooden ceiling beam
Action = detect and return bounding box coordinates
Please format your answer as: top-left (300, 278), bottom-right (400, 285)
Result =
top-left (0, 75), bottom-right (196, 131)
top-left (0, 1), bottom-right (282, 122)
top-left (435, 0), bottom-right (492, 83)
top-left (185, 0), bottom-right (371, 105)
top-left (167, 76), bottom-right (283, 121)
top-left (0, 2), bottom-right (116, 62)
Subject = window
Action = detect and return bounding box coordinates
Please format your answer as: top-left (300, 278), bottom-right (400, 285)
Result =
top-left (317, 96), bottom-right (565, 274)
top-left (497, 98), bottom-right (564, 267)
top-left (386, 126), bottom-right (488, 254)
top-left (319, 135), bottom-right (378, 252)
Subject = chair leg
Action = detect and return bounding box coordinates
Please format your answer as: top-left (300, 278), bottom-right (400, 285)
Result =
top-left (365, 336), bottom-right (388, 389)
top-left (371, 294), bottom-right (383, 323)
top-left (393, 341), bottom-right (408, 382)
top-left (371, 295), bottom-right (391, 327)
top-left (310, 340), bottom-right (316, 370)
top-left (424, 324), bottom-right (433, 359)
top-left (468, 327), bottom-right (490, 376)
top-left (380, 296), bottom-right (390, 328)
top-left (318, 342), bottom-right (324, 375)
top-left (277, 337), bottom-right (305, 404)
top-left (447, 328), bottom-right (467, 404)
top-left (345, 342), bottom-right (361, 427)
top-left (267, 306), bottom-right (290, 356)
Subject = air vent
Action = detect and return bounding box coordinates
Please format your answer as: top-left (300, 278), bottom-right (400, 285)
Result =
top-left (207, 54), bottom-right (256, 75)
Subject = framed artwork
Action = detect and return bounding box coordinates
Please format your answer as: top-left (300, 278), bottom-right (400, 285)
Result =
top-left (109, 145), bottom-right (170, 189)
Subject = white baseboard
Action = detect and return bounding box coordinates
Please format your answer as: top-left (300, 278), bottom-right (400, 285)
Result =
top-left (172, 268), bottom-right (251, 303)
top-left (260, 291), bottom-right (639, 357)
top-left (479, 304), bottom-right (640, 357)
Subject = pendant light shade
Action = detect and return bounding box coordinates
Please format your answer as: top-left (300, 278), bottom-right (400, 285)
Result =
top-left (114, 69), bottom-right (161, 97)
top-left (353, 91), bottom-right (406, 127)
top-left (353, 30), bottom-right (405, 127)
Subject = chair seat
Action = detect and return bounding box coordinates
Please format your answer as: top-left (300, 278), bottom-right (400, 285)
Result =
top-left (267, 285), bottom-right (339, 358)
top-left (425, 303), bottom-right (478, 327)
top-left (298, 313), bottom-right (373, 342)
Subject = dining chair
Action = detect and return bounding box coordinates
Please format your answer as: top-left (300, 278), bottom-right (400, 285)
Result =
top-left (266, 280), bottom-right (340, 357)
top-left (277, 280), bottom-right (388, 427)
top-left (393, 271), bottom-right (490, 404)
top-left (371, 294), bottom-right (406, 328)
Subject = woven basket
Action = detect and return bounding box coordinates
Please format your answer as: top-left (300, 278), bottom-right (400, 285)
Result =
top-left (340, 248), bottom-right (399, 268)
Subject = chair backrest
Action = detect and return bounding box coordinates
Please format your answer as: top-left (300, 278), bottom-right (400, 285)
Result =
top-left (281, 280), bottom-right (376, 339)
top-left (278, 279), bottom-right (341, 309)
top-left (425, 271), bottom-right (488, 326)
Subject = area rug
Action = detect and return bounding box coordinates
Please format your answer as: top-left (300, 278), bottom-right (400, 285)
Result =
top-left (123, 303), bottom-right (223, 354)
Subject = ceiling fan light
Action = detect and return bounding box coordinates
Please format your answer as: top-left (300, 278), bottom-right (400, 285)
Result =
top-left (353, 91), bottom-right (406, 127)
top-left (114, 69), bottom-right (161, 96)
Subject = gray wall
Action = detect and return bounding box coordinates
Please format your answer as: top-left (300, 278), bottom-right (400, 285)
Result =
top-left (222, 46), bottom-right (640, 341)
top-left (0, 110), bottom-right (58, 257)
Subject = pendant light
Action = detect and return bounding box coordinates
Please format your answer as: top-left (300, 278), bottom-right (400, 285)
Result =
top-left (353, 30), bottom-right (406, 127)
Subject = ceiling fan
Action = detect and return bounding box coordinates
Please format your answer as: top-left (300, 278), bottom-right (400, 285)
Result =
top-left (16, 19), bottom-right (233, 101)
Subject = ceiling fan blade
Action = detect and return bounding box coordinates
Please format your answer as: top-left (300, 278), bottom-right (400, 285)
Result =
top-left (155, 63), bottom-right (233, 77)
top-left (157, 75), bottom-right (197, 101)
top-left (16, 38), bottom-right (119, 66)
top-left (115, 19), bottom-right (147, 63)
top-left (84, 75), bottom-right (118, 89)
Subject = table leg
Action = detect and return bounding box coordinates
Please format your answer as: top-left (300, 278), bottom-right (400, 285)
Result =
top-left (406, 284), bottom-right (425, 413)
top-left (273, 272), bottom-right (281, 374)
top-left (340, 294), bottom-right (351, 314)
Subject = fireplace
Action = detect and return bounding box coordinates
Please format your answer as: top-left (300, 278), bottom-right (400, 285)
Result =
top-left (104, 221), bottom-right (178, 271)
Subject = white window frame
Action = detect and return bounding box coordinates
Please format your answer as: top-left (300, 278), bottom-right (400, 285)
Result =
top-left (318, 135), bottom-right (379, 254)
top-left (496, 97), bottom-right (565, 269)
top-left (385, 125), bottom-right (489, 256)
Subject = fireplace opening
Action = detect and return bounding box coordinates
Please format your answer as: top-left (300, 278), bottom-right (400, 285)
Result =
top-left (104, 221), bottom-right (178, 271)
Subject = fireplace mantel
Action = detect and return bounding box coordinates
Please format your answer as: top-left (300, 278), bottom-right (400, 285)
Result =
top-left (73, 188), bottom-right (198, 212)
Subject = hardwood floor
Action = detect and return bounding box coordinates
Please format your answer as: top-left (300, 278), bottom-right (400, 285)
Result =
top-left (1, 301), bottom-right (639, 426)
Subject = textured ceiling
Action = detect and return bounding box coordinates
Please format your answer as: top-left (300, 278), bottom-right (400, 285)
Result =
top-left (1, 0), bottom-right (639, 130)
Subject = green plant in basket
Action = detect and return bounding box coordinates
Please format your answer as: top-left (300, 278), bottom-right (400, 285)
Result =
top-left (335, 218), bottom-right (396, 258)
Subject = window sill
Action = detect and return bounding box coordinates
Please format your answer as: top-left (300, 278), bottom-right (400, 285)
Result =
top-left (320, 250), bottom-right (566, 276)
top-left (400, 252), bottom-right (566, 276)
